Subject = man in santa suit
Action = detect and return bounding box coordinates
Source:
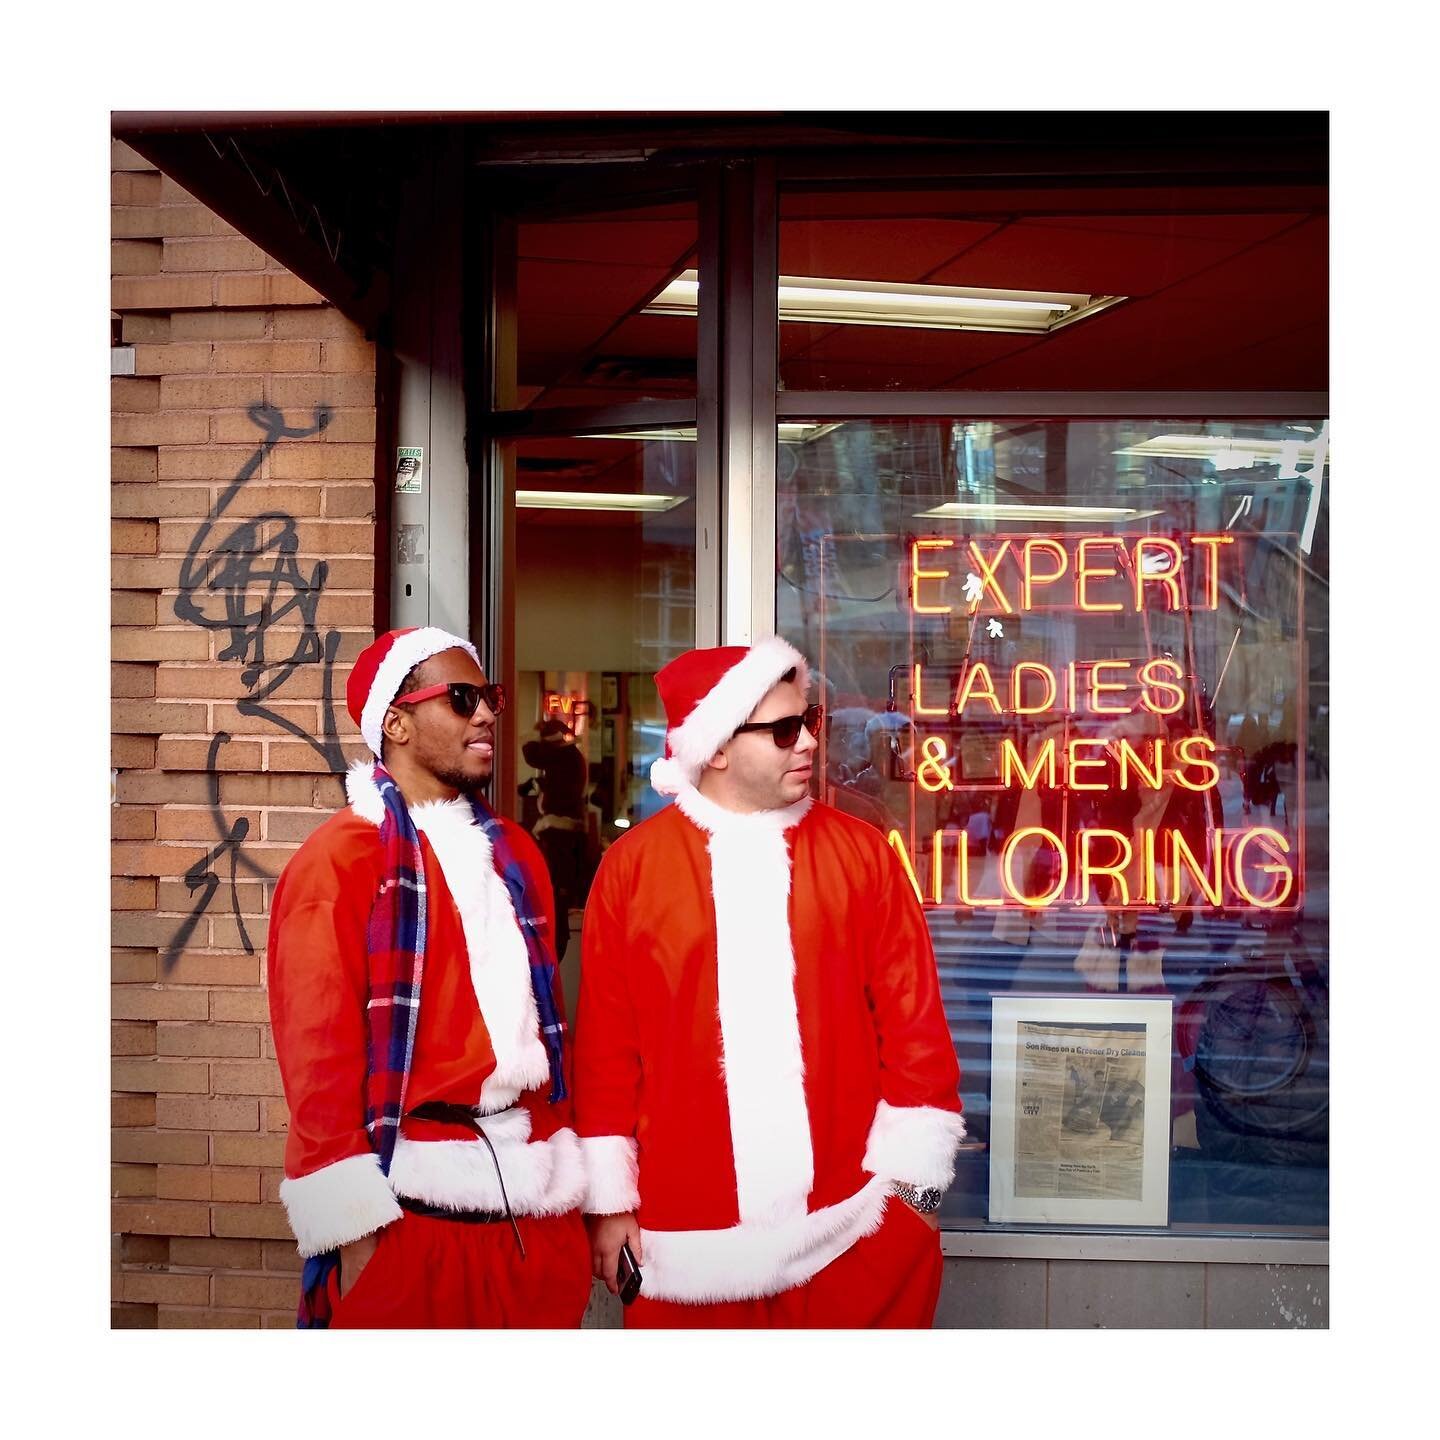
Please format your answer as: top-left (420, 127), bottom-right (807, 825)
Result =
top-left (574, 637), bottom-right (964, 1327)
top-left (267, 627), bottom-right (592, 1328)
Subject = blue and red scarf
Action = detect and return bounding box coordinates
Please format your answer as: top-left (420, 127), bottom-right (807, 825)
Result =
top-left (298, 765), bottom-right (567, 1326)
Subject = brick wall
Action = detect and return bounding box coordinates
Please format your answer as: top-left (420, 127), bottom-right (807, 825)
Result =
top-left (110, 139), bottom-right (378, 1328)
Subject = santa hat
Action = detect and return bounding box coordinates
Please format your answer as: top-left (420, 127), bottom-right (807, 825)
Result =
top-left (346, 626), bottom-right (481, 759)
top-left (650, 635), bottom-right (810, 796)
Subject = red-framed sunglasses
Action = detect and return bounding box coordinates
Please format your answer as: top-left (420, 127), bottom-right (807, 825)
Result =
top-left (392, 681), bottom-right (507, 720)
top-left (732, 703), bottom-right (824, 748)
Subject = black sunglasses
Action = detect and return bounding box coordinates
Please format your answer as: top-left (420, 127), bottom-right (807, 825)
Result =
top-left (394, 680), bottom-right (507, 720)
top-left (732, 703), bottom-right (824, 749)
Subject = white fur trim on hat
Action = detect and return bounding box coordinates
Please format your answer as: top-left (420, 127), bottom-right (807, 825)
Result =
top-left (651, 635), bottom-right (810, 797)
top-left (360, 627), bottom-right (480, 758)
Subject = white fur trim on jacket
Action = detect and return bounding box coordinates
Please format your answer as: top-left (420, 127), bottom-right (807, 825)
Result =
top-left (579, 1135), bottom-right (640, 1215)
top-left (279, 1151), bottom-right (405, 1258)
top-left (346, 763), bottom-right (551, 1109)
top-left (862, 1099), bottom-right (967, 1190)
top-left (359, 627), bottom-right (480, 758)
top-left (388, 1123), bottom-right (586, 1217)
top-left (639, 1176), bottom-right (891, 1303)
top-left (675, 781), bottom-right (814, 1225)
top-left (651, 634), bottom-right (810, 796)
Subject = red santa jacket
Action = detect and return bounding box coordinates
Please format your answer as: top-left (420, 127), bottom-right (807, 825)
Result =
top-left (573, 784), bottom-right (964, 1303)
top-left (267, 760), bottom-right (584, 1258)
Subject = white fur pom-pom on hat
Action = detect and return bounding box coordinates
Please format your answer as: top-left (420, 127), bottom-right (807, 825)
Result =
top-left (650, 636), bottom-right (810, 796)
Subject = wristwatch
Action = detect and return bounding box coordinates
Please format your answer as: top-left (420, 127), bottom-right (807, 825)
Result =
top-left (893, 1181), bottom-right (944, 1214)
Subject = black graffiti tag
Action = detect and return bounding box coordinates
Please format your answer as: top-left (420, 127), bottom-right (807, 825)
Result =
top-left (163, 402), bottom-right (348, 969)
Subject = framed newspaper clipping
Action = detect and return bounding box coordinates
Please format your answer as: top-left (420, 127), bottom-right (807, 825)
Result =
top-left (989, 994), bottom-right (1173, 1227)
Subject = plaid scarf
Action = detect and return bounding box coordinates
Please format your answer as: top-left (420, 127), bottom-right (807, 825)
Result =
top-left (298, 765), bottom-right (567, 1326)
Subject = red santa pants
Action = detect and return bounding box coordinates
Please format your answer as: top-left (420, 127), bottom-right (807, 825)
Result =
top-left (326, 1208), bottom-right (592, 1329)
top-left (624, 1197), bottom-right (943, 1329)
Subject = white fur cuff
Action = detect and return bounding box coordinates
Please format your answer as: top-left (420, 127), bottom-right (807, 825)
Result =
top-left (862, 1099), bottom-right (967, 1190)
top-left (579, 1135), bottom-right (640, 1215)
top-left (278, 1151), bottom-right (405, 1258)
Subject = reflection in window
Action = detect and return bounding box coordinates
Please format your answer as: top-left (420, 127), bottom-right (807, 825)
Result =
top-left (777, 418), bottom-right (1329, 1234)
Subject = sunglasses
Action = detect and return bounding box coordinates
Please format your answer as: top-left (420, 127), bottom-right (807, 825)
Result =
top-left (393, 681), bottom-right (507, 720)
top-left (732, 703), bottom-right (824, 748)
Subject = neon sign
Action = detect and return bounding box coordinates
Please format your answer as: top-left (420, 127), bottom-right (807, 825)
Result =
top-left (823, 531), bottom-right (1304, 913)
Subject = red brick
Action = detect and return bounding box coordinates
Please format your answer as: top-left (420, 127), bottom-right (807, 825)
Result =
top-left (116, 771), bottom-right (210, 805)
top-left (156, 446), bottom-right (264, 481)
top-left (112, 140), bottom-right (157, 172)
top-left (113, 1094), bottom-right (158, 1127)
top-left (151, 667), bottom-right (250, 700)
top-left (112, 662), bottom-right (156, 698)
top-left (210, 993), bottom-right (274, 1026)
top-left (169, 310), bottom-right (270, 340)
top-left (210, 703), bottom-right (317, 736)
top-left (269, 445), bottom-right (375, 480)
top-left (265, 1097), bottom-right (290, 1130)
top-left (263, 810), bottom-right (328, 844)
top-left (165, 953), bottom-right (263, 987)
top-left (213, 1273), bottom-right (298, 1309)
top-left (112, 172), bottom-right (162, 205)
top-left (112, 206), bottom-right (167, 239)
top-left (156, 1165), bottom-right (212, 1200)
top-left (111, 842), bottom-right (205, 879)
top-left (159, 877), bottom-right (265, 914)
top-left (314, 594), bottom-right (378, 626)
top-left (112, 483), bottom-right (211, 519)
top-left (112, 1200), bottom-right (210, 1236)
top-left (119, 1271), bottom-right (210, 1306)
top-left (112, 699), bottom-right (207, 734)
top-left (114, 735), bottom-right (158, 768)
top-left (322, 484), bottom-right (377, 518)
top-left (212, 1167), bottom-right (261, 1203)
top-left (113, 275), bottom-right (215, 311)
top-left (112, 1130), bottom-right (209, 1165)
top-left (320, 340), bottom-right (375, 372)
top-left (212, 1060), bottom-right (284, 1097)
top-left (115, 204), bottom-right (233, 240)
top-left (112, 1163), bottom-right (156, 1198)
top-left (158, 175), bottom-right (198, 203)
top-left (266, 373), bottom-right (374, 408)
top-left (112, 519), bottom-right (159, 556)
top-left (111, 808), bottom-right (157, 840)
top-left (121, 314), bottom-right (171, 343)
top-left (157, 1023), bottom-right (260, 1058)
top-left (260, 1169), bottom-right (283, 1203)
top-left (155, 807), bottom-right (260, 841)
top-left (209, 916), bottom-right (270, 949)
top-left (112, 986), bottom-right (210, 1022)
top-left (113, 239), bottom-right (163, 274)
top-left (265, 741), bottom-right (369, 773)
top-left (112, 876), bottom-right (159, 912)
top-left (163, 237), bottom-right (269, 272)
top-left (211, 1204), bottom-right (292, 1241)
top-left (112, 1058), bottom-right (210, 1094)
top-left (112, 376), bottom-right (161, 411)
top-left (112, 592), bottom-right (158, 625)
top-left (110, 559), bottom-right (175, 590)
top-left (132, 343), bottom-right (211, 375)
top-left (113, 629), bottom-right (209, 662)
top-left (313, 776), bottom-right (347, 807)
top-left (112, 448), bottom-right (157, 482)
top-left (112, 1303), bottom-right (159, 1328)
top-left (158, 1308), bottom-right (261, 1329)
top-left (113, 950), bottom-right (158, 983)
top-left (113, 412), bottom-right (210, 447)
top-left (113, 1021), bottom-right (157, 1056)
top-left (169, 1236), bottom-right (264, 1267)
top-left (272, 310), bottom-right (363, 340)
top-left (120, 1234), bottom-right (170, 1265)
top-left (213, 1133), bottom-right (287, 1167)
top-left (215, 274), bottom-right (323, 308)
top-left (156, 1096), bottom-right (259, 1131)
top-left (217, 773), bottom-right (316, 805)
top-left (271, 520), bottom-right (373, 553)
top-left (159, 374), bottom-right (265, 409)
top-left (155, 738), bottom-right (263, 770)
top-left (213, 341), bottom-right (321, 373)
top-left (262, 1240), bottom-right (304, 1272)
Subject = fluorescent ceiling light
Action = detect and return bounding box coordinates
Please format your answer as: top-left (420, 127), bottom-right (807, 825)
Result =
top-left (916, 502), bottom-right (1163, 523)
top-left (1113, 434), bottom-right (1329, 473)
top-left (645, 269), bottom-right (1125, 335)
top-left (516, 490), bottom-right (689, 513)
top-left (577, 423), bottom-right (841, 445)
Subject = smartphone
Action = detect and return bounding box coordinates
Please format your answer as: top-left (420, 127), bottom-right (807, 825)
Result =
top-left (616, 1241), bottom-right (643, 1306)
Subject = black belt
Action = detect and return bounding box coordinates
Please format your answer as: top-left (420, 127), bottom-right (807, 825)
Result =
top-left (402, 1101), bottom-right (526, 1259)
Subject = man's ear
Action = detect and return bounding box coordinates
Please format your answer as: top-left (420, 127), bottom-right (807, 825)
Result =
top-left (381, 705), bottom-right (411, 751)
top-left (703, 744), bottom-right (730, 773)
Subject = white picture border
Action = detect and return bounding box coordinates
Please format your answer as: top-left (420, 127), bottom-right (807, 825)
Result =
top-left (989, 994), bottom-right (1173, 1227)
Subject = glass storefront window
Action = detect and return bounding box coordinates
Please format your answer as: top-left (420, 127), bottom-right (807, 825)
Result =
top-left (777, 185), bottom-right (1327, 392)
top-left (776, 417), bottom-right (1329, 1235)
top-left (515, 200), bottom-right (698, 408)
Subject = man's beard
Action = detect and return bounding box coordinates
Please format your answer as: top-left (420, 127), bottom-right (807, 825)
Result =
top-left (427, 759), bottom-right (491, 797)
